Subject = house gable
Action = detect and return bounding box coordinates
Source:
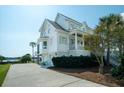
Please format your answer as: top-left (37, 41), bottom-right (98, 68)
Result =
top-left (39, 19), bottom-right (59, 37)
top-left (39, 19), bottom-right (49, 37)
top-left (55, 13), bottom-right (93, 33)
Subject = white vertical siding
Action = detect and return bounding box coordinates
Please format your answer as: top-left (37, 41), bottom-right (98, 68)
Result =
top-left (47, 21), bottom-right (58, 53)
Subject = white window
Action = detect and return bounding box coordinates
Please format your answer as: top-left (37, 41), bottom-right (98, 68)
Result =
top-left (42, 41), bottom-right (47, 49)
top-left (70, 39), bottom-right (74, 44)
top-left (59, 36), bottom-right (62, 44)
top-left (62, 37), bottom-right (67, 44)
top-left (59, 36), bottom-right (67, 44)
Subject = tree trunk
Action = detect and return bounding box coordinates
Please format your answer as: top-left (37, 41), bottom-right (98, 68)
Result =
top-left (106, 29), bottom-right (110, 66)
top-left (99, 64), bottom-right (104, 74)
top-left (99, 56), bottom-right (104, 74)
top-left (106, 46), bottom-right (110, 65)
top-left (32, 47), bottom-right (34, 62)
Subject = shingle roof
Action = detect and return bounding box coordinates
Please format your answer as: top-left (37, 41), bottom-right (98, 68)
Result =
top-left (56, 13), bottom-right (82, 26)
top-left (47, 19), bottom-right (69, 32)
top-left (56, 13), bottom-right (93, 30)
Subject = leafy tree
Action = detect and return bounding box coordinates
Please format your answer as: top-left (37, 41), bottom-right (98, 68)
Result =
top-left (20, 54), bottom-right (31, 63)
top-left (84, 31), bottom-right (106, 74)
top-left (93, 14), bottom-right (124, 65)
top-left (0, 55), bottom-right (5, 63)
top-left (29, 42), bottom-right (36, 62)
top-left (85, 13), bottom-right (124, 73)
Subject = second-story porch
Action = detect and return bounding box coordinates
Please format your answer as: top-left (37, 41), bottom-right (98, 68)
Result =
top-left (37, 36), bottom-right (49, 54)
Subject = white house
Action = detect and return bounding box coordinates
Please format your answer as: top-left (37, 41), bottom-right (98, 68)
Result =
top-left (37, 13), bottom-right (93, 67)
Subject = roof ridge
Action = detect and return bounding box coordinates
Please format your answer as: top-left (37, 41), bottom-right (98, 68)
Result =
top-left (47, 18), bottom-right (68, 32)
top-left (46, 19), bottom-right (53, 22)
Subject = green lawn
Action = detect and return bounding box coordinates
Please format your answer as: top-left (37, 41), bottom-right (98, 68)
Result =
top-left (0, 64), bottom-right (11, 86)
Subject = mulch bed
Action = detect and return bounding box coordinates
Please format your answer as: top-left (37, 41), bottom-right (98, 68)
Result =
top-left (49, 66), bottom-right (124, 87)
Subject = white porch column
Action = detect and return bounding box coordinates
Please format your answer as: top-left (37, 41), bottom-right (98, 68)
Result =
top-left (75, 32), bottom-right (78, 50)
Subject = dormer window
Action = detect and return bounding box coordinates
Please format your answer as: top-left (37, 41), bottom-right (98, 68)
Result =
top-left (69, 23), bottom-right (73, 30)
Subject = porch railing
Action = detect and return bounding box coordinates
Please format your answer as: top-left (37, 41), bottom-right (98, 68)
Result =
top-left (69, 44), bottom-right (83, 50)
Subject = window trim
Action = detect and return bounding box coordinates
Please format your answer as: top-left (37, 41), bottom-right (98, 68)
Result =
top-left (59, 35), bottom-right (67, 45)
top-left (42, 41), bottom-right (47, 49)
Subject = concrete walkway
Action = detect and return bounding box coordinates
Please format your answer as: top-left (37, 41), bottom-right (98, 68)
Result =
top-left (3, 63), bottom-right (105, 87)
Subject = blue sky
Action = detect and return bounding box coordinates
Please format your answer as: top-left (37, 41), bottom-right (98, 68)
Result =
top-left (0, 5), bottom-right (124, 57)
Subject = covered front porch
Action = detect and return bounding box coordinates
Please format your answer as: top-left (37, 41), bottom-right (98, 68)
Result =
top-left (69, 29), bottom-right (85, 50)
top-left (69, 29), bottom-right (91, 56)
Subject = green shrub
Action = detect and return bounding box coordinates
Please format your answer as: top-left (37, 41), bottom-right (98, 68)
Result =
top-left (120, 55), bottom-right (124, 66)
top-left (111, 54), bottom-right (124, 79)
top-left (20, 54), bottom-right (31, 63)
top-left (111, 67), bottom-right (120, 77)
top-left (0, 55), bottom-right (5, 63)
top-left (52, 55), bottom-right (99, 68)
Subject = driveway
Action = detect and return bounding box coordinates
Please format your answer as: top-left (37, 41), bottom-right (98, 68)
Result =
top-left (2, 63), bottom-right (105, 87)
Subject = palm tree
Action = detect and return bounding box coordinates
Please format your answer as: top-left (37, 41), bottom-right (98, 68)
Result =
top-left (98, 14), bottom-right (121, 65)
top-left (111, 15), bottom-right (124, 57)
top-left (99, 16), bottom-right (111, 65)
top-left (29, 42), bottom-right (36, 62)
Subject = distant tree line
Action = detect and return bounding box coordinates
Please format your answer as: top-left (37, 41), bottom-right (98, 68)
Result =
top-left (0, 54), bottom-right (32, 64)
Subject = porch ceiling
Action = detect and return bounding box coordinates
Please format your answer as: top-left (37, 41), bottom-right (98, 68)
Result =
top-left (69, 29), bottom-right (92, 36)
top-left (69, 30), bottom-right (83, 35)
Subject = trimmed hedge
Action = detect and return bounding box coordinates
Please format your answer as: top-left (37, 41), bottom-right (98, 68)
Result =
top-left (52, 55), bottom-right (99, 68)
